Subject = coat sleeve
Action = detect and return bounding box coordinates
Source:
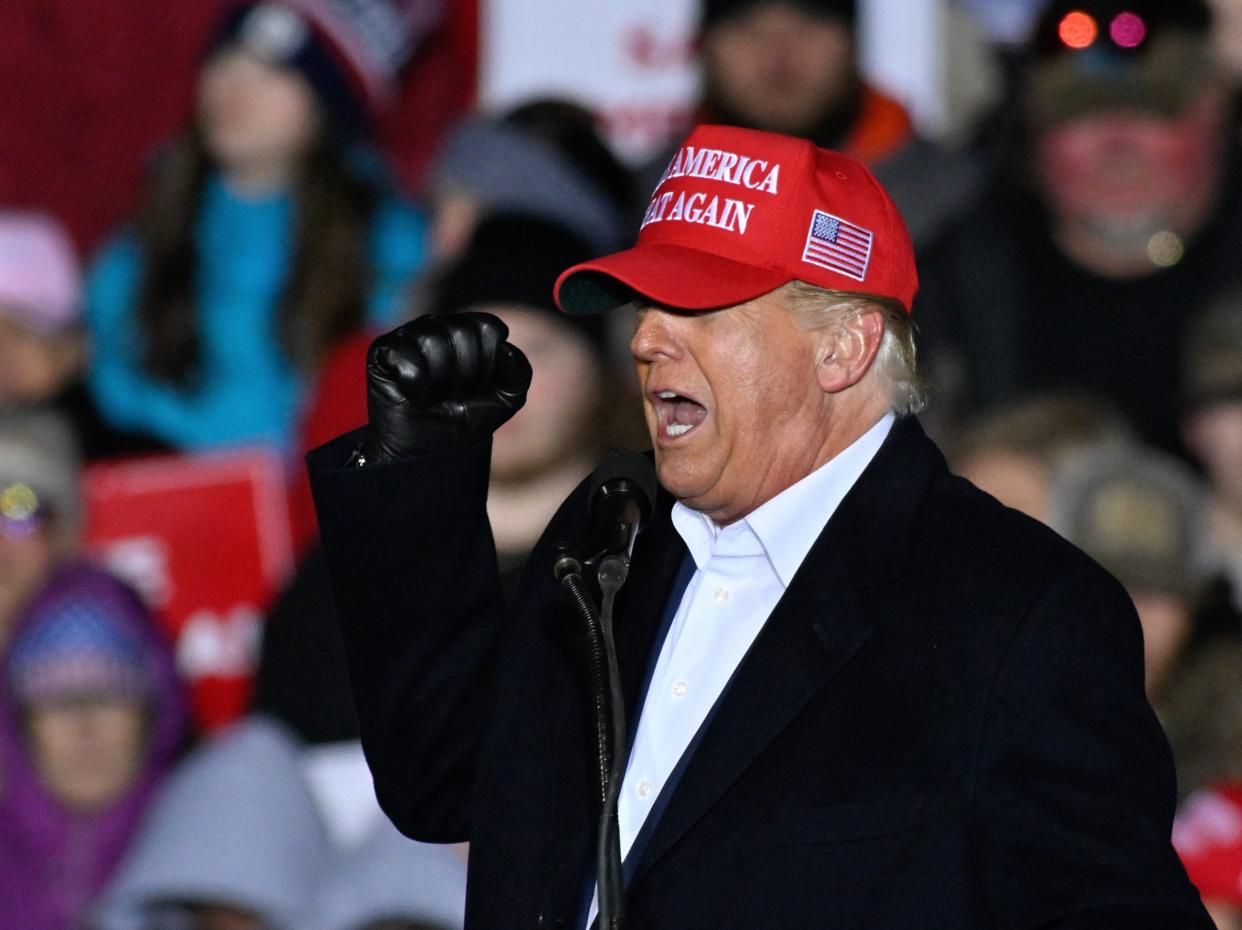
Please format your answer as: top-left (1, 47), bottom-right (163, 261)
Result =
top-left (971, 554), bottom-right (1213, 929)
top-left (307, 429), bottom-right (508, 843)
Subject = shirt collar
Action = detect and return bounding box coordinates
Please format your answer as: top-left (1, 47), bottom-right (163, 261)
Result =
top-left (671, 412), bottom-right (895, 586)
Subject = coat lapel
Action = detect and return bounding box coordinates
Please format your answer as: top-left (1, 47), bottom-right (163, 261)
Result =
top-left (629, 417), bottom-right (944, 884)
top-left (613, 486), bottom-right (689, 721)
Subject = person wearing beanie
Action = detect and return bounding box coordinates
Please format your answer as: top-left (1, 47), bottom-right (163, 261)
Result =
top-left (0, 562), bottom-right (187, 930)
top-left (309, 124), bottom-right (1211, 926)
top-left (85, 0), bottom-right (434, 452)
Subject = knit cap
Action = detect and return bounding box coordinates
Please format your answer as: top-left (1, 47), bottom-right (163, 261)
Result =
top-left (0, 210), bottom-right (81, 336)
top-left (206, 0), bottom-right (443, 135)
top-left (8, 566), bottom-right (154, 707)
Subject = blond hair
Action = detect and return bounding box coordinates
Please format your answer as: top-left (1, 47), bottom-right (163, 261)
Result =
top-left (781, 280), bottom-right (927, 416)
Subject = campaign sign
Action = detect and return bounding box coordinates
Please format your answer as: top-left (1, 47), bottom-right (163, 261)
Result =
top-left (82, 450), bottom-right (294, 731)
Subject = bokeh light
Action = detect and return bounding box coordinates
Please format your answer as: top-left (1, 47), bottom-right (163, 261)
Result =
top-left (1058, 11), bottom-right (1099, 50)
top-left (1110, 12), bottom-right (1147, 49)
top-left (1147, 231), bottom-right (1185, 268)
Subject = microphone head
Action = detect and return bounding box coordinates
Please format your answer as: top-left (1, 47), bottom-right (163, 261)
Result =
top-left (589, 450), bottom-right (657, 523)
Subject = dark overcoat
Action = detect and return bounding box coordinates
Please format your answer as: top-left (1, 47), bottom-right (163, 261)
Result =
top-left (308, 416), bottom-right (1211, 929)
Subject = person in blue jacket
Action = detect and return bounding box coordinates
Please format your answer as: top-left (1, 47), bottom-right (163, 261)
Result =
top-left (86, 0), bottom-right (432, 452)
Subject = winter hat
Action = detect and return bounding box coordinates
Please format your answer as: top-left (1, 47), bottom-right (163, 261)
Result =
top-left (1025, 0), bottom-right (1215, 125)
top-left (206, 0), bottom-right (443, 135)
top-left (432, 116), bottom-right (629, 254)
top-left (701, 0), bottom-right (857, 31)
top-left (0, 211), bottom-right (81, 336)
top-left (1048, 442), bottom-right (1208, 599)
top-left (1182, 292), bottom-right (1242, 411)
top-left (1174, 784), bottom-right (1242, 906)
top-left (8, 567), bottom-right (154, 707)
top-left (0, 409), bottom-right (81, 541)
top-left (432, 212), bottom-right (609, 355)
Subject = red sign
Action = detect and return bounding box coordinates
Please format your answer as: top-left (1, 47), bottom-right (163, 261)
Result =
top-left (81, 449), bottom-right (294, 731)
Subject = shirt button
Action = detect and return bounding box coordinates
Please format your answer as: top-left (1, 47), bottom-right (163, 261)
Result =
top-left (713, 587), bottom-right (730, 604)
top-left (672, 681), bottom-right (688, 698)
top-left (637, 779), bottom-right (653, 798)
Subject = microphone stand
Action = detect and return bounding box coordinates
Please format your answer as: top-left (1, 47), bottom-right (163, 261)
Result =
top-left (555, 551), bottom-right (630, 930)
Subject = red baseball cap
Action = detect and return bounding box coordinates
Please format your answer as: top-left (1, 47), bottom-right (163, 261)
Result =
top-left (554, 124), bottom-right (918, 315)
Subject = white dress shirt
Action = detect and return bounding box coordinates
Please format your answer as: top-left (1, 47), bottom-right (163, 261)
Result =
top-left (586, 412), bottom-right (894, 927)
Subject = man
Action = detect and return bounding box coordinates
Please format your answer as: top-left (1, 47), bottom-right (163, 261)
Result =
top-left (308, 124), bottom-right (1211, 927)
top-left (918, 0), bottom-right (1241, 454)
top-left (633, 0), bottom-right (979, 248)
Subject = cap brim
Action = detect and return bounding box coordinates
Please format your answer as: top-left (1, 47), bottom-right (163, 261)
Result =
top-left (555, 242), bottom-right (790, 315)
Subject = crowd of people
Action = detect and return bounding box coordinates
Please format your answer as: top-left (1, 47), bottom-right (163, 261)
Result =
top-left (3, 0), bottom-right (1242, 926)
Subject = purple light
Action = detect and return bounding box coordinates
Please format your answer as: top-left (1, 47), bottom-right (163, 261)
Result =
top-left (1110, 11), bottom-right (1147, 48)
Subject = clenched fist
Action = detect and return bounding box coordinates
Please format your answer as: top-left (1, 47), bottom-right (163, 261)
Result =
top-left (362, 312), bottom-right (533, 463)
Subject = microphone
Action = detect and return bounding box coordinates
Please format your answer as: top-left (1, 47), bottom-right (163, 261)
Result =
top-left (588, 450), bottom-right (657, 567)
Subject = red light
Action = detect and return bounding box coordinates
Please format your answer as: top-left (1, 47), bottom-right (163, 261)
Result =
top-left (1058, 11), bottom-right (1099, 49)
top-left (1110, 11), bottom-right (1147, 48)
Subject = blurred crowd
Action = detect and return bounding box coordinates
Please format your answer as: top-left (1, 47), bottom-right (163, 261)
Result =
top-left (4, 0), bottom-right (1242, 926)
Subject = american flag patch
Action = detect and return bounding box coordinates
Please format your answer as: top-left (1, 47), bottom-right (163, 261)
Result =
top-left (801, 210), bottom-right (873, 281)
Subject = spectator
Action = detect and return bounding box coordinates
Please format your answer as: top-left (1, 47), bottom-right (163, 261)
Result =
top-left (1175, 784), bottom-right (1242, 928)
top-left (633, 0), bottom-right (980, 247)
top-left (311, 818), bottom-right (466, 930)
top-left (93, 715), bottom-right (331, 930)
top-left (253, 212), bottom-right (638, 744)
top-left (1047, 443), bottom-right (1220, 700)
top-left (85, 0), bottom-right (430, 453)
top-left (917, 0), bottom-right (1242, 454)
top-left (428, 212), bottom-right (640, 582)
top-left (0, 563), bottom-right (187, 930)
top-left (1182, 291), bottom-right (1242, 615)
top-left (0, 210), bottom-right (165, 460)
top-left (427, 99), bottom-right (634, 264)
top-left (0, 409), bottom-right (81, 649)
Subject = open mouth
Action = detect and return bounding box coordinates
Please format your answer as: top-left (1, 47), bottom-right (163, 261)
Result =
top-left (652, 389), bottom-right (707, 440)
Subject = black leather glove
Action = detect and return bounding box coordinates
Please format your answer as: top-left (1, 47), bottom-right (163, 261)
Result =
top-left (361, 312), bottom-right (533, 463)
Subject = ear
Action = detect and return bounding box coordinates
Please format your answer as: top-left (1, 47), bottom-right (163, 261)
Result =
top-left (816, 309), bottom-right (884, 395)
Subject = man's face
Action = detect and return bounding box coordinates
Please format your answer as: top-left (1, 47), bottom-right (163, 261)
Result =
top-left (1034, 92), bottom-right (1227, 247)
top-left (630, 289), bottom-right (831, 524)
top-left (702, 3), bottom-right (854, 137)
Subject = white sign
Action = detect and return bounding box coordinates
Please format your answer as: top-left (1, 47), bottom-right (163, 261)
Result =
top-left (479, 0), bottom-right (701, 164)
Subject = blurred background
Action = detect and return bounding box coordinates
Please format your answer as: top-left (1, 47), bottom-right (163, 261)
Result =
top-left (3, 0), bottom-right (1242, 927)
